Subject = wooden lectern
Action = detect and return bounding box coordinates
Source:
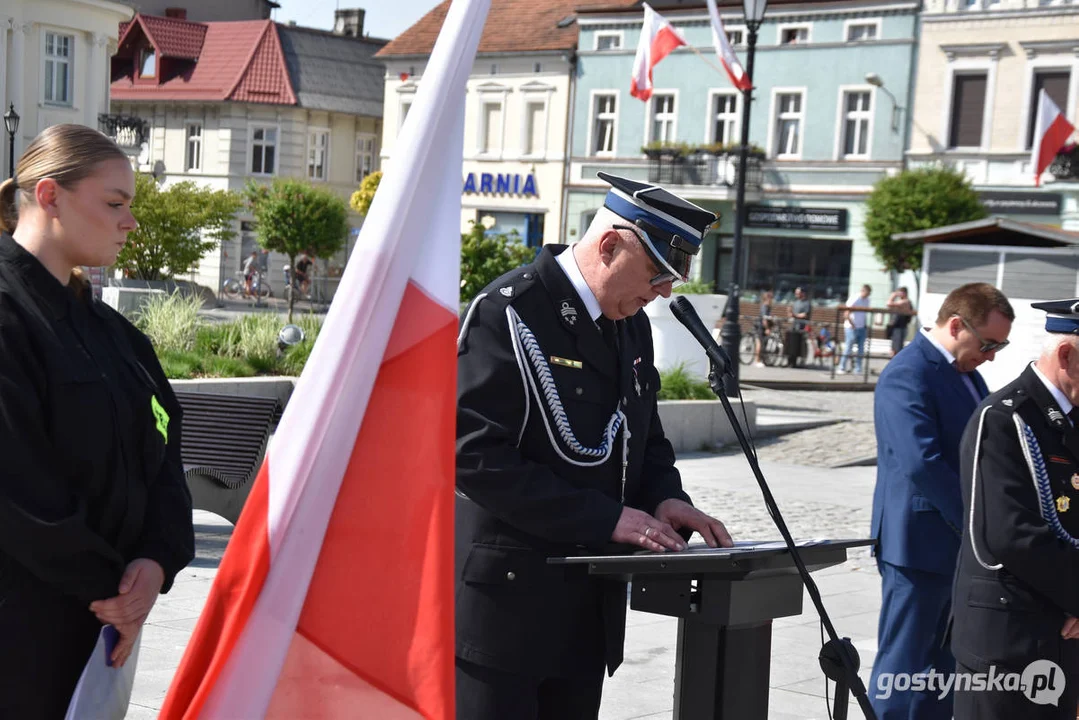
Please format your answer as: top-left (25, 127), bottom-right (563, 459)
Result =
top-left (551, 538), bottom-right (874, 720)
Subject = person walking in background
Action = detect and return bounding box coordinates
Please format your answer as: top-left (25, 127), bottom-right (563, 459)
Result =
top-left (869, 282), bottom-right (1013, 719)
top-left (242, 250), bottom-right (258, 297)
top-left (886, 287), bottom-right (914, 357)
top-left (790, 286), bottom-right (811, 331)
top-left (839, 284), bottom-right (871, 374)
top-left (0, 125), bottom-right (195, 717)
top-left (753, 289), bottom-right (774, 367)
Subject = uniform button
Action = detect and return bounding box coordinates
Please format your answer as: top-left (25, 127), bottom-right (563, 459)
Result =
top-left (506, 571), bottom-right (516, 581)
top-left (1000, 597), bottom-right (1009, 605)
top-left (576, 387), bottom-right (583, 395)
top-left (522, 273), bottom-right (532, 280)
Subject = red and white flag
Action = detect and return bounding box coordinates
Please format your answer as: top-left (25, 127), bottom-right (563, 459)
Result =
top-left (631, 3), bottom-right (687, 101)
top-left (706, 0), bottom-right (751, 91)
top-left (1032, 88), bottom-right (1075, 187)
top-left (158, 0), bottom-right (490, 717)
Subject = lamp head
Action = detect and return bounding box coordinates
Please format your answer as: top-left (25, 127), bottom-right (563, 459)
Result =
top-left (3, 104), bottom-right (19, 136)
top-left (865, 73), bottom-right (884, 88)
top-left (742, 0), bottom-right (768, 23)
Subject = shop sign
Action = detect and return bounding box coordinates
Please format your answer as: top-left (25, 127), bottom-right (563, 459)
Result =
top-left (746, 205), bottom-right (848, 232)
top-left (463, 172), bottom-right (537, 197)
top-left (978, 191), bottom-right (1061, 216)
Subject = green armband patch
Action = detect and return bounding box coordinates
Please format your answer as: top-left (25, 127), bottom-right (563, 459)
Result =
top-left (151, 395), bottom-right (169, 443)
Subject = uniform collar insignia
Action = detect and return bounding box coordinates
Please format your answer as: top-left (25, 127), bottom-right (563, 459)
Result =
top-left (499, 286), bottom-right (513, 298)
top-left (1002, 398), bottom-right (1014, 407)
top-left (560, 299), bottom-right (578, 326)
top-left (1048, 407), bottom-right (1066, 426)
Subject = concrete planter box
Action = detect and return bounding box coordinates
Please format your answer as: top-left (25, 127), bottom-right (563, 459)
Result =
top-left (102, 286), bottom-right (166, 317)
top-left (644, 293), bottom-right (727, 378)
top-left (657, 399), bottom-right (756, 453)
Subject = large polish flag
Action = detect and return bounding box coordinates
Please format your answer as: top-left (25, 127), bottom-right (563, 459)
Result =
top-left (706, 0), bottom-right (751, 92)
top-left (1032, 88), bottom-right (1075, 187)
top-left (630, 3), bottom-right (687, 101)
top-left (158, 0), bottom-right (490, 717)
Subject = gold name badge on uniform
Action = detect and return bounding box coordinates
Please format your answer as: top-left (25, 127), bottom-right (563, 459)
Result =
top-left (151, 395), bottom-right (170, 443)
top-left (1057, 495), bottom-right (1071, 514)
top-left (550, 356), bottom-right (583, 370)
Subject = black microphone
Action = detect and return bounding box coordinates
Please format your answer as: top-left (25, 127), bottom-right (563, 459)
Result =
top-left (669, 296), bottom-right (734, 377)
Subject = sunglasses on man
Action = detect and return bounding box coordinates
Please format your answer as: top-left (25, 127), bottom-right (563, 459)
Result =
top-left (956, 315), bottom-right (1010, 354)
top-left (613, 222), bottom-right (693, 287)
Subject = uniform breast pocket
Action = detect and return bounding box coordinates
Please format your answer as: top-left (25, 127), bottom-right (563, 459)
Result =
top-left (50, 370), bottom-right (114, 475)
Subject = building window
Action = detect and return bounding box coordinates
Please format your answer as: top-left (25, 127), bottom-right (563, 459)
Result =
top-left (534, 62), bottom-right (542, 73)
top-left (251, 126), bottom-right (277, 175)
top-left (590, 93), bottom-right (617, 156)
top-left (139, 47), bottom-right (157, 77)
top-left (355, 134), bottom-right (376, 182)
top-left (400, 97), bottom-right (413, 129)
top-left (846, 22), bottom-right (877, 42)
top-left (948, 73), bottom-right (988, 148)
top-left (479, 99), bottom-right (504, 154)
top-left (1027, 70), bottom-right (1070, 149)
top-left (778, 25), bottom-right (809, 45)
top-left (726, 29), bottom-right (745, 46)
top-left (711, 92), bottom-right (739, 145)
top-left (595, 31), bottom-right (622, 51)
top-left (307, 130), bottom-right (329, 181)
top-left (842, 91), bottom-right (872, 158)
top-left (650, 93), bottom-right (677, 143)
top-left (44, 32), bottom-right (73, 105)
top-left (523, 99), bottom-right (547, 156)
top-left (773, 92), bottom-right (804, 158)
top-left (746, 236), bottom-right (853, 304)
top-left (490, 64), bottom-right (498, 75)
top-left (185, 123), bottom-right (202, 171)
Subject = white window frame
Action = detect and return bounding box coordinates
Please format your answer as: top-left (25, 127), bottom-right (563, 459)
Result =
top-left (476, 85), bottom-right (509, 157)
top-left (767, 87), bottom-right (807, 160)
top-left (843, 19), bottom-right (881, 43)
top-left (355, 133), bottom-right (377, 183)
top-left (248, 123), bottom-right (279, 176)
top-left (594, 30), bottom-right (624, 51)
top-left (941, 58), bottom-right (997, 152)
top-left (184, 122), bottom-right (203, 172)
top-left (706, 90), bottom-right (741, 146)
top-left (587, 90), bottom-right (619, 157)
top-left (724, 25), bottom-right (747, 48)
top-left (519, 88), bottom-right (552, 159)
top-left (397, 82), bottom-right (418, 132)
top-left (834, 86), bottom-right (875, 160)
top-left (776, 23), bottom-right (812, 46)
top-left (1017, 57), bottom-right (1076, 151)
top-left (645, 90), bottom-right (679, 145)
top-left (306, 128), bottom-right (330, 181)
top-left (42, 30), bottom-right (74, 106)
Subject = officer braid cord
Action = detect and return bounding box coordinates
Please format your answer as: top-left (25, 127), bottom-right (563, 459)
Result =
top-left (505, 306), bottom-right (632, 501)
top-left (704, 367), bottom-right (877, 720)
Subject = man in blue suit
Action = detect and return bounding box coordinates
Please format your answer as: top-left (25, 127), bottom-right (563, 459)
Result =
top-left (870, 282), bottom-right (1014, 719)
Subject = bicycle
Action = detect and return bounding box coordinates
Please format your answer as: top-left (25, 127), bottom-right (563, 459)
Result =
top-left (222, 269), bottom-right (273, 300)
top-left (739, 319), bottom-right (785, 366)
top-left (283, 266), bottom-right (327, 308)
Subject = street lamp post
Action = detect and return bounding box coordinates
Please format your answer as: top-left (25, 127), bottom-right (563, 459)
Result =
top-left (718, 0), bottom-right (767, 396)
top-left (3, 104), bottom-right (19, 179)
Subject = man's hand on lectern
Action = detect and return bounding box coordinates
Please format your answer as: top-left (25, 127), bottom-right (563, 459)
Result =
top-left (611, 507), bottom-right (686, 552)
top-left (655, 499), bottom-right (734, 549)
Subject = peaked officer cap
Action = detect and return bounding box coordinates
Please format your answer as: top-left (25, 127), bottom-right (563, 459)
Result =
top-left (1032, 298), bottom-right (1079, 334)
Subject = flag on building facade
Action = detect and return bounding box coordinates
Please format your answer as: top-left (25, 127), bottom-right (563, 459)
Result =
top-left (158, 0), bottom-right (490, 716)
top-left (706, 0), bottom-right (751, 92)
top-left (1032, 88), bottom-right (1075, 187)
top-left (630, 3), bottom-right (687, 101)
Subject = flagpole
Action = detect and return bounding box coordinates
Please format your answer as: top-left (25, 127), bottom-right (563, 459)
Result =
top-left (684, 43), bottom-right (729, 79)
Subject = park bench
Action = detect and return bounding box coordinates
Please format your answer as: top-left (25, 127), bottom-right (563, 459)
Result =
top-left (175, 391), bottom-right (279, 524)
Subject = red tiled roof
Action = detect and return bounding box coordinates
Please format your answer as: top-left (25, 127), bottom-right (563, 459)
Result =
top-left (376, 0), bottom-right (638, 57)
top-left (111, 17), bottom-right (296, 106)
top-left (118, 14), bottom-right (207, 60)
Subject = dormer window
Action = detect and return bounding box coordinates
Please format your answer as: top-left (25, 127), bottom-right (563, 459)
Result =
top-left (139, 47), bottom-right (156, 78)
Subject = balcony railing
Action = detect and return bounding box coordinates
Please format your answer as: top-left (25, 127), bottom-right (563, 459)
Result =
top-left (98, 114), bottom-right (150, 150)
top-left (645, 149), bottom-right (763, 190)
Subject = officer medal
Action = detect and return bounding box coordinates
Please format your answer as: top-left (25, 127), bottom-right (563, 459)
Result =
top-left (1058, 495), bottom-right (1071, 514)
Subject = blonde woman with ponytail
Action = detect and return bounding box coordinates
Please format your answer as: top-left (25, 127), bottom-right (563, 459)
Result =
top-left (0, 125), bottom-right (194, 717)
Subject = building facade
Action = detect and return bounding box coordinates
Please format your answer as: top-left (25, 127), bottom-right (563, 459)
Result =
top-left (105, 10), bottom-right (386, 296)
top-left (377, 0), bottom-right (597, 246)
top-left (1, 0), bottom-right (134, 173)
top-left (567, 0), bottom-right (919, 307)
top-left (908, 0), bottom-right (1079, 230)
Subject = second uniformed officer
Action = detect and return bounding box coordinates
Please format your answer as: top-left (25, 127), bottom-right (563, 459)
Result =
top-left (951, 298), bottom-right (1079, 719)
top-left (455, 173), bottom-right (733, 719)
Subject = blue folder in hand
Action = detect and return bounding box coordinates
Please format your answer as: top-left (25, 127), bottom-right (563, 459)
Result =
top-left (64, 626), bottom-right (141, 720)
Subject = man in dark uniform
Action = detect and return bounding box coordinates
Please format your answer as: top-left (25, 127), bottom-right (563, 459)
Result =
top-left (455, 172), bottom-right (733, 719)
top-left (951, 298), bottom-right (1079, 719)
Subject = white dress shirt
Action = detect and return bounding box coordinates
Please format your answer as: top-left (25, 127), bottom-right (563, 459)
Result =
top-left (555, 245), bottom-right (603, 322)
top-left (920, 328), bottom-right (981, 403)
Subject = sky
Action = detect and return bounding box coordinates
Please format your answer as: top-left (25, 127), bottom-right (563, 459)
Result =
top-left (272, 0), bottom-right (443, 40)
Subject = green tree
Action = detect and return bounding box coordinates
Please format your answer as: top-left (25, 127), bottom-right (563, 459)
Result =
top-left (349, 170), bottom-right (382, 217)
top-left (460, 221), bottom-right (536, 306)
top-left (117, 173), bottom-right (242, 281)
top-left (244, 178), bottom-right (350, 321)
top-left (864, 166), bottom-right (987, 290)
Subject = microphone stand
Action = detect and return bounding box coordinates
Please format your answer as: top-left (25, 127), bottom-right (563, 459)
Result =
top-left (706, 359), bottom-right (877, 720)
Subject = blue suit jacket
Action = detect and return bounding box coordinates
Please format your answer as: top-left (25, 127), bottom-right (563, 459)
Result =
top-left (871, 331), bottom-right (989, 576)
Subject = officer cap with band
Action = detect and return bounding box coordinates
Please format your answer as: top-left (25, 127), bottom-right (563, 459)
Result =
top-left (1031, 298), bottom-right (1079, 334)
top-left (598, 171), bottom-right (718, 285)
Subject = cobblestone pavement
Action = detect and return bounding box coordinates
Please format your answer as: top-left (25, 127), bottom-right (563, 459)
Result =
top-left (738, 387), bottom-right (877, 468)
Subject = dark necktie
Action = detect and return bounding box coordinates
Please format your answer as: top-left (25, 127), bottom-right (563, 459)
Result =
top-left (1068, 408), bottom-right (1079, 428)
top-left (597, 316), bottom-right (618, 353)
